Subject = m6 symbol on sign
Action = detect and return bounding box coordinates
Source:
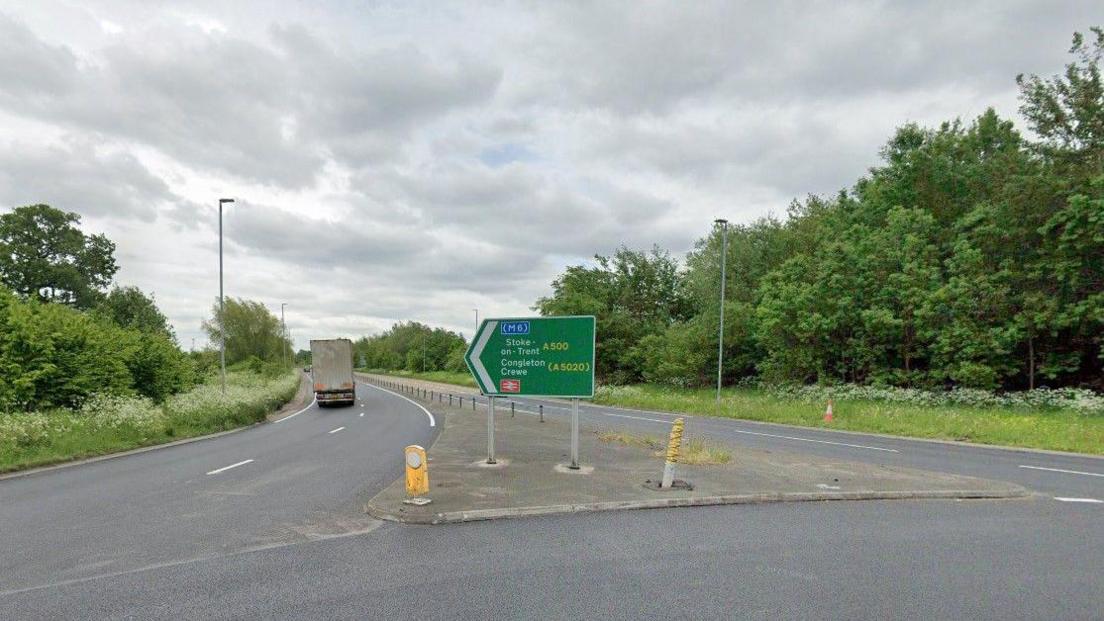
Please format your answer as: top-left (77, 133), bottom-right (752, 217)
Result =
top-left (501, 321), bottom-right (530, 335)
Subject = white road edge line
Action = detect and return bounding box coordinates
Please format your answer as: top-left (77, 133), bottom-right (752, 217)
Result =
top-left (328, 426), bottom-right (345, 434)
top-left (364, 383), bottom-right (436, 427)
top-left (1054, 497), bottom-right (1103, 503)
top-left (206, 459), bottom-right (254, 475)
top-left (725, 428), bottom-right (899, 452)
top-left (600, 411), bottom-right (677, 424)
top-left (273, 397), bottom-right (318, 423)
top-left (1020, 465), bottom-right (1104, 478)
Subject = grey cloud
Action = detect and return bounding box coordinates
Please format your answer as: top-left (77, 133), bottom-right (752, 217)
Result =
top-left (225, 203), bottom-right (425, 267)
top-left (222, 195), bottom-right (555, 299)
top-left (0, 15), bottom-right (501, 186)
top-left (519, 1), bottom-right (1095, 113)
top-left (72, 36), bottom-right (322, 188)
top-left (375, 161), bottom-right (678, 257)
top-left (0, 136), bottom-right (175, 221)
top-left (0, 13), bottom-right (78, 98)
top-left (0, 19), bottom-right (321, 187)
top-left (272, 24), bottom-right (502, 166)
top-left (581, 110), bottom-right (879, 199)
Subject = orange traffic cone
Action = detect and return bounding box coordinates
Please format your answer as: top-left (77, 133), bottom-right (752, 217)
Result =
top-left (823, 399), bottom-right (834, 423)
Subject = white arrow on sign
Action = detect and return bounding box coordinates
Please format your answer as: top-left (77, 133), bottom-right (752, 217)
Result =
top-left (469, 320), bottom-right (498, 394)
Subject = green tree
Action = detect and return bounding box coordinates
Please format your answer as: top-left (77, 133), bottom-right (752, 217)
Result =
top-left (295, 349), bottom-right (312, 366)
top-left (352, 321), bottom-right (467, 373)
top-left (535, 246), bottom-right (688, 383)
top-left (121, 330), bottom-right (195, 401)
top-left (94, 286), bottom-right (174, 338)
top-left (444, 342), bottom-right (468, 373)
top-left (0, 204), bottom-right (118, 309)
top-left (201, 298), bottom-right (290, 365)
top-left (1017, 27), bottom-right (1104, 177)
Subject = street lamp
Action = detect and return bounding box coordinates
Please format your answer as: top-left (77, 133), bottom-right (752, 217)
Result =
top-left (714, 218), bottom-right (729, 403)
top-left (281, 302), bottom-right (288, 370)
top-left (218, 198), bottom-right (234, 394)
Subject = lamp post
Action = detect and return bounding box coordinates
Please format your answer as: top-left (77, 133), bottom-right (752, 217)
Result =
top-left (218, 198), bottom-right (234, 394)
top-left (281, 302), bottom-right (288, 370)
top-left (714, 218), bottom-right (728, 403)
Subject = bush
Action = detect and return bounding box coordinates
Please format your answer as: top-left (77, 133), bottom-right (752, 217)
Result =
top-left (0, 287), bottom-right (196, 410)
top-left (763, 382), bottom-right (1104, 414)
top-left (0, 411), bottom-right (77, 449)
top-left (164, 370), bottom-right (300, 432)
top-left (230, 355), bottom-right (288, 379)
top-left (123, 331), bottom-right (197, 402)
top-left (444, 344), bottom-right (468, 373)
top-left (80, 393), bottom-right (163, 431)
top-left (0, 370), bottom-right (300, 471)
top-left (0, 288), bottom-right (134, 409)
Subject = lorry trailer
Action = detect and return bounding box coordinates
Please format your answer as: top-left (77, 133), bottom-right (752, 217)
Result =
top-left (310, 338), bottom-right (356, 407)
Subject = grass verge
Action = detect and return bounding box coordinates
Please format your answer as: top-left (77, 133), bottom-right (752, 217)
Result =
top-left (359, 369), bottom-right (477, 388)
top-left (0, 371), bottom-right (301, 474)
top-left (595, 384), bottom-right (1104, 455)
top-left (597, 431), bottom-right (733, 465)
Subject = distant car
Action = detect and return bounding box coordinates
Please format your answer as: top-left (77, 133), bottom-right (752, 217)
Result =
top-left (303, 366), bottom-right (311, 372)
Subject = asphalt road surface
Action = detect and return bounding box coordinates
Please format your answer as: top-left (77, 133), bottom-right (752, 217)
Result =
top-left (428, 385), bottom-right (1104, 501)
top-left (2, 379), bottom-right (1101, 620)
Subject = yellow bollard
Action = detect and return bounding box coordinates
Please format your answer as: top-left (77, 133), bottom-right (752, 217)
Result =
top-left (661, 418), bottom-right (685, 488)
top-left (403, 445), bottom-right (431, 505)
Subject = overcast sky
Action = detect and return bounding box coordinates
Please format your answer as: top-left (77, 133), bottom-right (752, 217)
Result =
top-left (0, 1), bottom-right (1098, 349)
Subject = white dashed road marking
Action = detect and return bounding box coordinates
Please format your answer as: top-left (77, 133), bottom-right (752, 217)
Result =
top-left (329, 426), bottom-right (345, 434)
top-left (206, 459), bottom-right (254, 475)
top-left (1054, 497), bottom-right (1103, 504)
top-left (1020, 465), bottom-right (1104, 478)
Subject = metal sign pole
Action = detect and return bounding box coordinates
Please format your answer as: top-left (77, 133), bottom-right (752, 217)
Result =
top-left (570, 398), bottom-right (580, 469)
top-left (487, 396), bottom-right (497, 464)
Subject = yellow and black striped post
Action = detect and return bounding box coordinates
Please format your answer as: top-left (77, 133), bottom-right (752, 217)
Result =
top-left (661, 418), bottom-right (685, 488)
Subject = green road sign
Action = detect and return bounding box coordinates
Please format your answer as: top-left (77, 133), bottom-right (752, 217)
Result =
top-left (465, 316), bottom-right (595, 397)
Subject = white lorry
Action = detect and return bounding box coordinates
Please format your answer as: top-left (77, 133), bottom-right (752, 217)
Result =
top-left (310, 338), bottom-right (356, 407)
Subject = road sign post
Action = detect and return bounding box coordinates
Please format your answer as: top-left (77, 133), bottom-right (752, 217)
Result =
top-left (465, 316), bottom-right (596, 468)
top-left (487, 397), bottom-right (496, 464)
top-left (570, 398), bottom-right (580, 469)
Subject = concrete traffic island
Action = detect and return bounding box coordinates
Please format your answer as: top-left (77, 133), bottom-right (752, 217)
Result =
top-left (365, 398), bottom-right (1029, 525)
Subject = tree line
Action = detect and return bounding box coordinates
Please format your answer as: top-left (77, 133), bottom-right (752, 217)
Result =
top-left (353, 321), bottom-right (468, 374)
top-left (0, 204), bottom-right (292, 411)
top-left (537, 28), bottom-right (1104, 392)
